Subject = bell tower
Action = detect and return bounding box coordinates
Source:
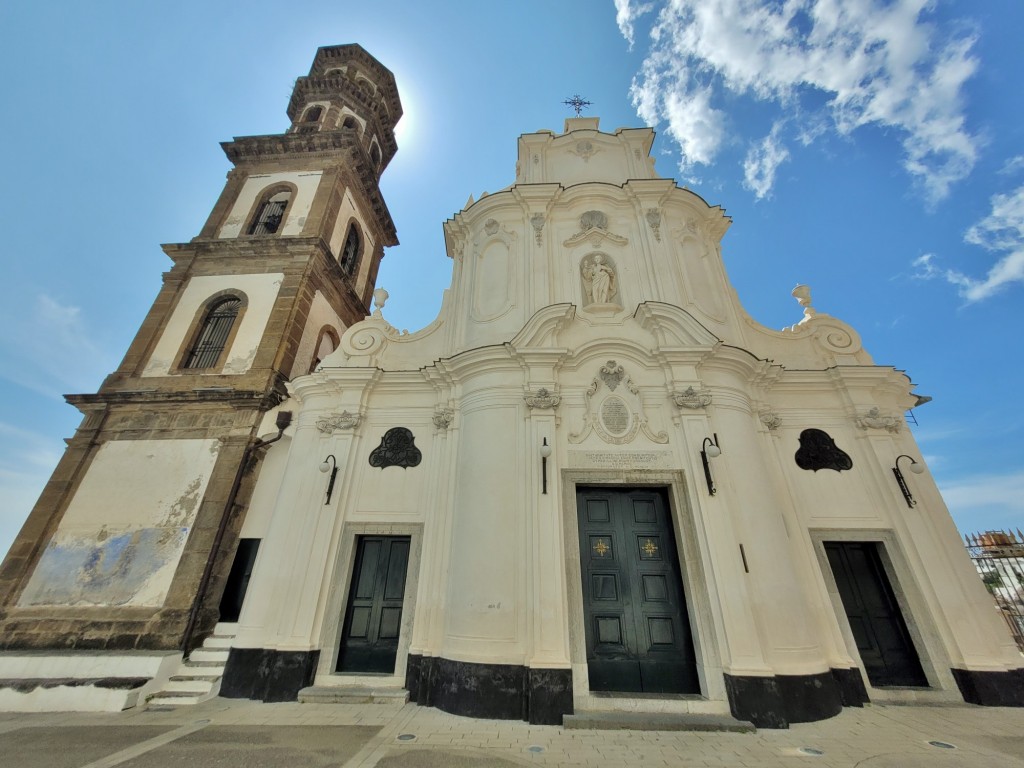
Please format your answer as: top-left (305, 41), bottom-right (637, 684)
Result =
top-left (0, 45), bottom-right (401, 653)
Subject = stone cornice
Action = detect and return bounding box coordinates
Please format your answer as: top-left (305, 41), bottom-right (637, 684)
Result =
top-left (66, 388), bottom-right (283, 410)
top-left (221, 133), bottom-right (396, 244)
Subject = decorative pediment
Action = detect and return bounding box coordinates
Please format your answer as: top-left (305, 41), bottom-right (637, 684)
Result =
top-left (563, 210), bottom-right (628, 248)
top-left (569, 360), bottom-right (668, 445)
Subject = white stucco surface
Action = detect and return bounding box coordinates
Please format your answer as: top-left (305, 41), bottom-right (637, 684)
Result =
top-left (141, 273), bottom-right (283, 376)
top-left (218, 171), bottom-right (323, 238)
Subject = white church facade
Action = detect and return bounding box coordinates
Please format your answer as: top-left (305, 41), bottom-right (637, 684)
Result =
top-left (1, 45), bottom-right (1022, 727)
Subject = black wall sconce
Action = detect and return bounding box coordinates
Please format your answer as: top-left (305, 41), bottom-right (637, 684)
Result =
top-left (701, 434), bottom-right (722, 495)
top-left (319, 454), bottom-right (339, 505)
top-left (540, 438), bottom-right (552, 494)
top-left (893, 454), bottom-right (924, 508)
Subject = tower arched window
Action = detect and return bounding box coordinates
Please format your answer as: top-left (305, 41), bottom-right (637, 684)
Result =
top-left (341, 223), bottom-right (361, 274)
top-left (370, 144), bottom-right (381, 169)
top-left (303, 106), bottom-right (323, 123)
top-left (182, 296), bottom-right (242, 369)
top-left (342, 115), bottom-right (358, 130)
top-left (248, 190), bottom-right (291, 236)
top-left (309, 326), bottom-right (340, 373)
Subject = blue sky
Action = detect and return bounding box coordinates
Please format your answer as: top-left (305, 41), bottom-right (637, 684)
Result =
top-left (1, 0), bottom-right (1022, 558)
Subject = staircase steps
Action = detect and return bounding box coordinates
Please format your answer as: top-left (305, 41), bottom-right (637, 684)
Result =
top-left (145, 623), bottom-right (235, 708)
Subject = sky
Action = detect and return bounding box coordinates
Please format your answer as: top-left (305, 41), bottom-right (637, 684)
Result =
top-left (0, 0), bottom-right (1022, 559)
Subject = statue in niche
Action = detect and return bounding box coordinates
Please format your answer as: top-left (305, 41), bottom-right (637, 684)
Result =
top-left (581, 253), bottom-right (618, 306)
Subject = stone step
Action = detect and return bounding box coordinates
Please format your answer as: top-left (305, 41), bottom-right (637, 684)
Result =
top-left (163, 679), bottom-right (214, 694)
top-left (297, 685), bottom-right (410, 705)
top-left (188, 649), bottom-right (229, 664)
top-left (201, 636), bottom-right (234, 649)
top-left (147, 690), bottom-right (205, 707)
top-left (213, 622), bottom-right (238, 636)
top-left (563, 711), bottom-right (755, 733)
top-left (183, 660), bottom-right (226, 669)
top-left (170, 670), bottom-right (222, 682)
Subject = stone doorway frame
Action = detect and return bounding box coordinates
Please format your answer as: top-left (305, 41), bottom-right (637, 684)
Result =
top-left (314, 522), bottom-right (424, 687)
top-left (560, 468), bottom-right (727, 712)
top-left (810, 528), bottom-right (960, 703)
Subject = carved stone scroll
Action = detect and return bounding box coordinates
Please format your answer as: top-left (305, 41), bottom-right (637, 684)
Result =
top-left (672, 386), bottom-right (712, 410)
top-left (316, 411), bottom-right (362, 434)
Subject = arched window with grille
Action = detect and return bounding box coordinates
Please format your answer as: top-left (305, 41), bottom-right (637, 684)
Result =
top-left (340, 223), bottom-right (361, 274)
top-left (182, 295), bottom-right (243, 369)
top-left (248, 190), bottom-right (291, 236)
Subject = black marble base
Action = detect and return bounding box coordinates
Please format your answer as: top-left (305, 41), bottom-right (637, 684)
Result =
top-left (831, 667), bottom-right (869, 707)
top-left (404, 654), bottom-right (573, 725)
top-left (724, 669), bottom-right (846, 728)
top-left (952, 667), bottom-right (1024, 707)
top-left (220, 647), bottom-right (320, 703)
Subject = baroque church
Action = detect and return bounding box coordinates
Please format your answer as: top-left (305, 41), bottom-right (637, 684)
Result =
top-left (1, 45), bottom-right (1021, 727)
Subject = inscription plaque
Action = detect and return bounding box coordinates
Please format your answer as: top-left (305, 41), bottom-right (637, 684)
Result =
top-left (601, 396), bottom-right (629, 435)
top-left (567, 451), bottom-right (674, 469)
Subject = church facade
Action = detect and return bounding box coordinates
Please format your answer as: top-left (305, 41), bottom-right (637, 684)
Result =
top-left (1, 45), bottom-right (1022, 727)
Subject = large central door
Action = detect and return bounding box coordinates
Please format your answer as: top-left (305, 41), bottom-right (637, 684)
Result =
top-left (337, 536), bottom-right (410, 674)
top-left (577, 487), bottom-right (699, 694)
top-left (825, 541), bottom-right (927, 687)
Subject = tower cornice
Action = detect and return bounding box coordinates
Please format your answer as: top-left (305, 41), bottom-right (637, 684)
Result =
top-left (220, 134), bottom-right (397, 245)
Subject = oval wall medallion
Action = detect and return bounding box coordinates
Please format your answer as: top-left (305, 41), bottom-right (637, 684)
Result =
top-left (601, 396), bottom-right (630, 436)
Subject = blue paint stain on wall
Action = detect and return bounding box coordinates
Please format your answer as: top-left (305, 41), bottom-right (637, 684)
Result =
top-left (20, 527), bottom-right (189, 606)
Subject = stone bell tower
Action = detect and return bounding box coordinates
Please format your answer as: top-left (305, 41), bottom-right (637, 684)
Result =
top-left (0, 45), bottom-right (401, 654)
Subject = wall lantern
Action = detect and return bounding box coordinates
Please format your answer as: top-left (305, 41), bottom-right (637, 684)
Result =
top-left (893, 454), bottom-right (924, 508)
top-left (319, 454), bottom-right (339, 505)
top-left (540, 438), bottom-right (552, 495)
top-left (701, 434), bottom-right (722, 496)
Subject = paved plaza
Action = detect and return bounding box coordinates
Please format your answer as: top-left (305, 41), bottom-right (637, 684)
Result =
top-left (2, 697), bottom-right (1023, 768)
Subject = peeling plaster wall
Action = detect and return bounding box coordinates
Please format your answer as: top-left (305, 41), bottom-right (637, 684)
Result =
top-left (19, 439), bottom-right (219, 607)
top-left (141, 273), bottom-right (283, 377)
top-left (218, 171), bottom-right (323, 239)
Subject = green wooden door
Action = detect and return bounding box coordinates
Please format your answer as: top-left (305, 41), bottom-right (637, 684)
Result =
top-left (337, 536), bottom-right (410, 673)
top-left (577, 487), bottom-right (699, 694)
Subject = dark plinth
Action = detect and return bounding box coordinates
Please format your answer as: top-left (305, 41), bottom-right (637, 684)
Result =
top-left (952, 667), bottom-right (1024, 707)
top-left (724, 669), bottom-right (846, 729)
top-left (404, 654), bottom-right (572, 725)
top-left (831, 666), bottom-right (869, 707)
top-left (220, 647), bottom-right (320, 702)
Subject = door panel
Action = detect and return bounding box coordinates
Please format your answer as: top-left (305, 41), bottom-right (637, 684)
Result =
top-left (825, 541), bottom-right (927, 687)
top-left (577, 487), bottom-right (699, 694)
top-left (337, 535), bottom-right (411, 674)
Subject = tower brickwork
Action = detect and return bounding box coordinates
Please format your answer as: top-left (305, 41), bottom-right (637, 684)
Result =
top-left (0, 45), bottom-right (401, 652)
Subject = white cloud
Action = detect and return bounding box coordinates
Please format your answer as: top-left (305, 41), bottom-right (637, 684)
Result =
top-left (614, 0), bottom-right (653, 50)
top-left (622, 0), bottom-right (980, 201)
top-left (0, 293), bottom-right (113, 399)
top-left (913, 186), bottom-right (1024, 301)
top-left (743, 122), bottom-right (790, 199)
top-left (939, 468), bottom-right (1024, 519)
top-left (1000, 155), bottom-right (1024, 176)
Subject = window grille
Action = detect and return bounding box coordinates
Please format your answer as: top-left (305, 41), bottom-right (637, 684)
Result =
top-left (248, 191), bottom-right (290, 236)
top-left (341, 225), bottom-right (360, 274)
top-left (183, 296), bottom-right (242, 369)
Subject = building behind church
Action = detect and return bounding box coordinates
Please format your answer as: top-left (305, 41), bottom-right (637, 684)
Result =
top-left (1, 45), bottom-right (1021, 727)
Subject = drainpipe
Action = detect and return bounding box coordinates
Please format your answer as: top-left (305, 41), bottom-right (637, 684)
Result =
top-left (181, 410), bottom-right (292, 655)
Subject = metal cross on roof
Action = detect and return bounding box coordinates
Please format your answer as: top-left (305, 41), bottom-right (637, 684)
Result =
top-left (563, 94), bottom-right (592, 117)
